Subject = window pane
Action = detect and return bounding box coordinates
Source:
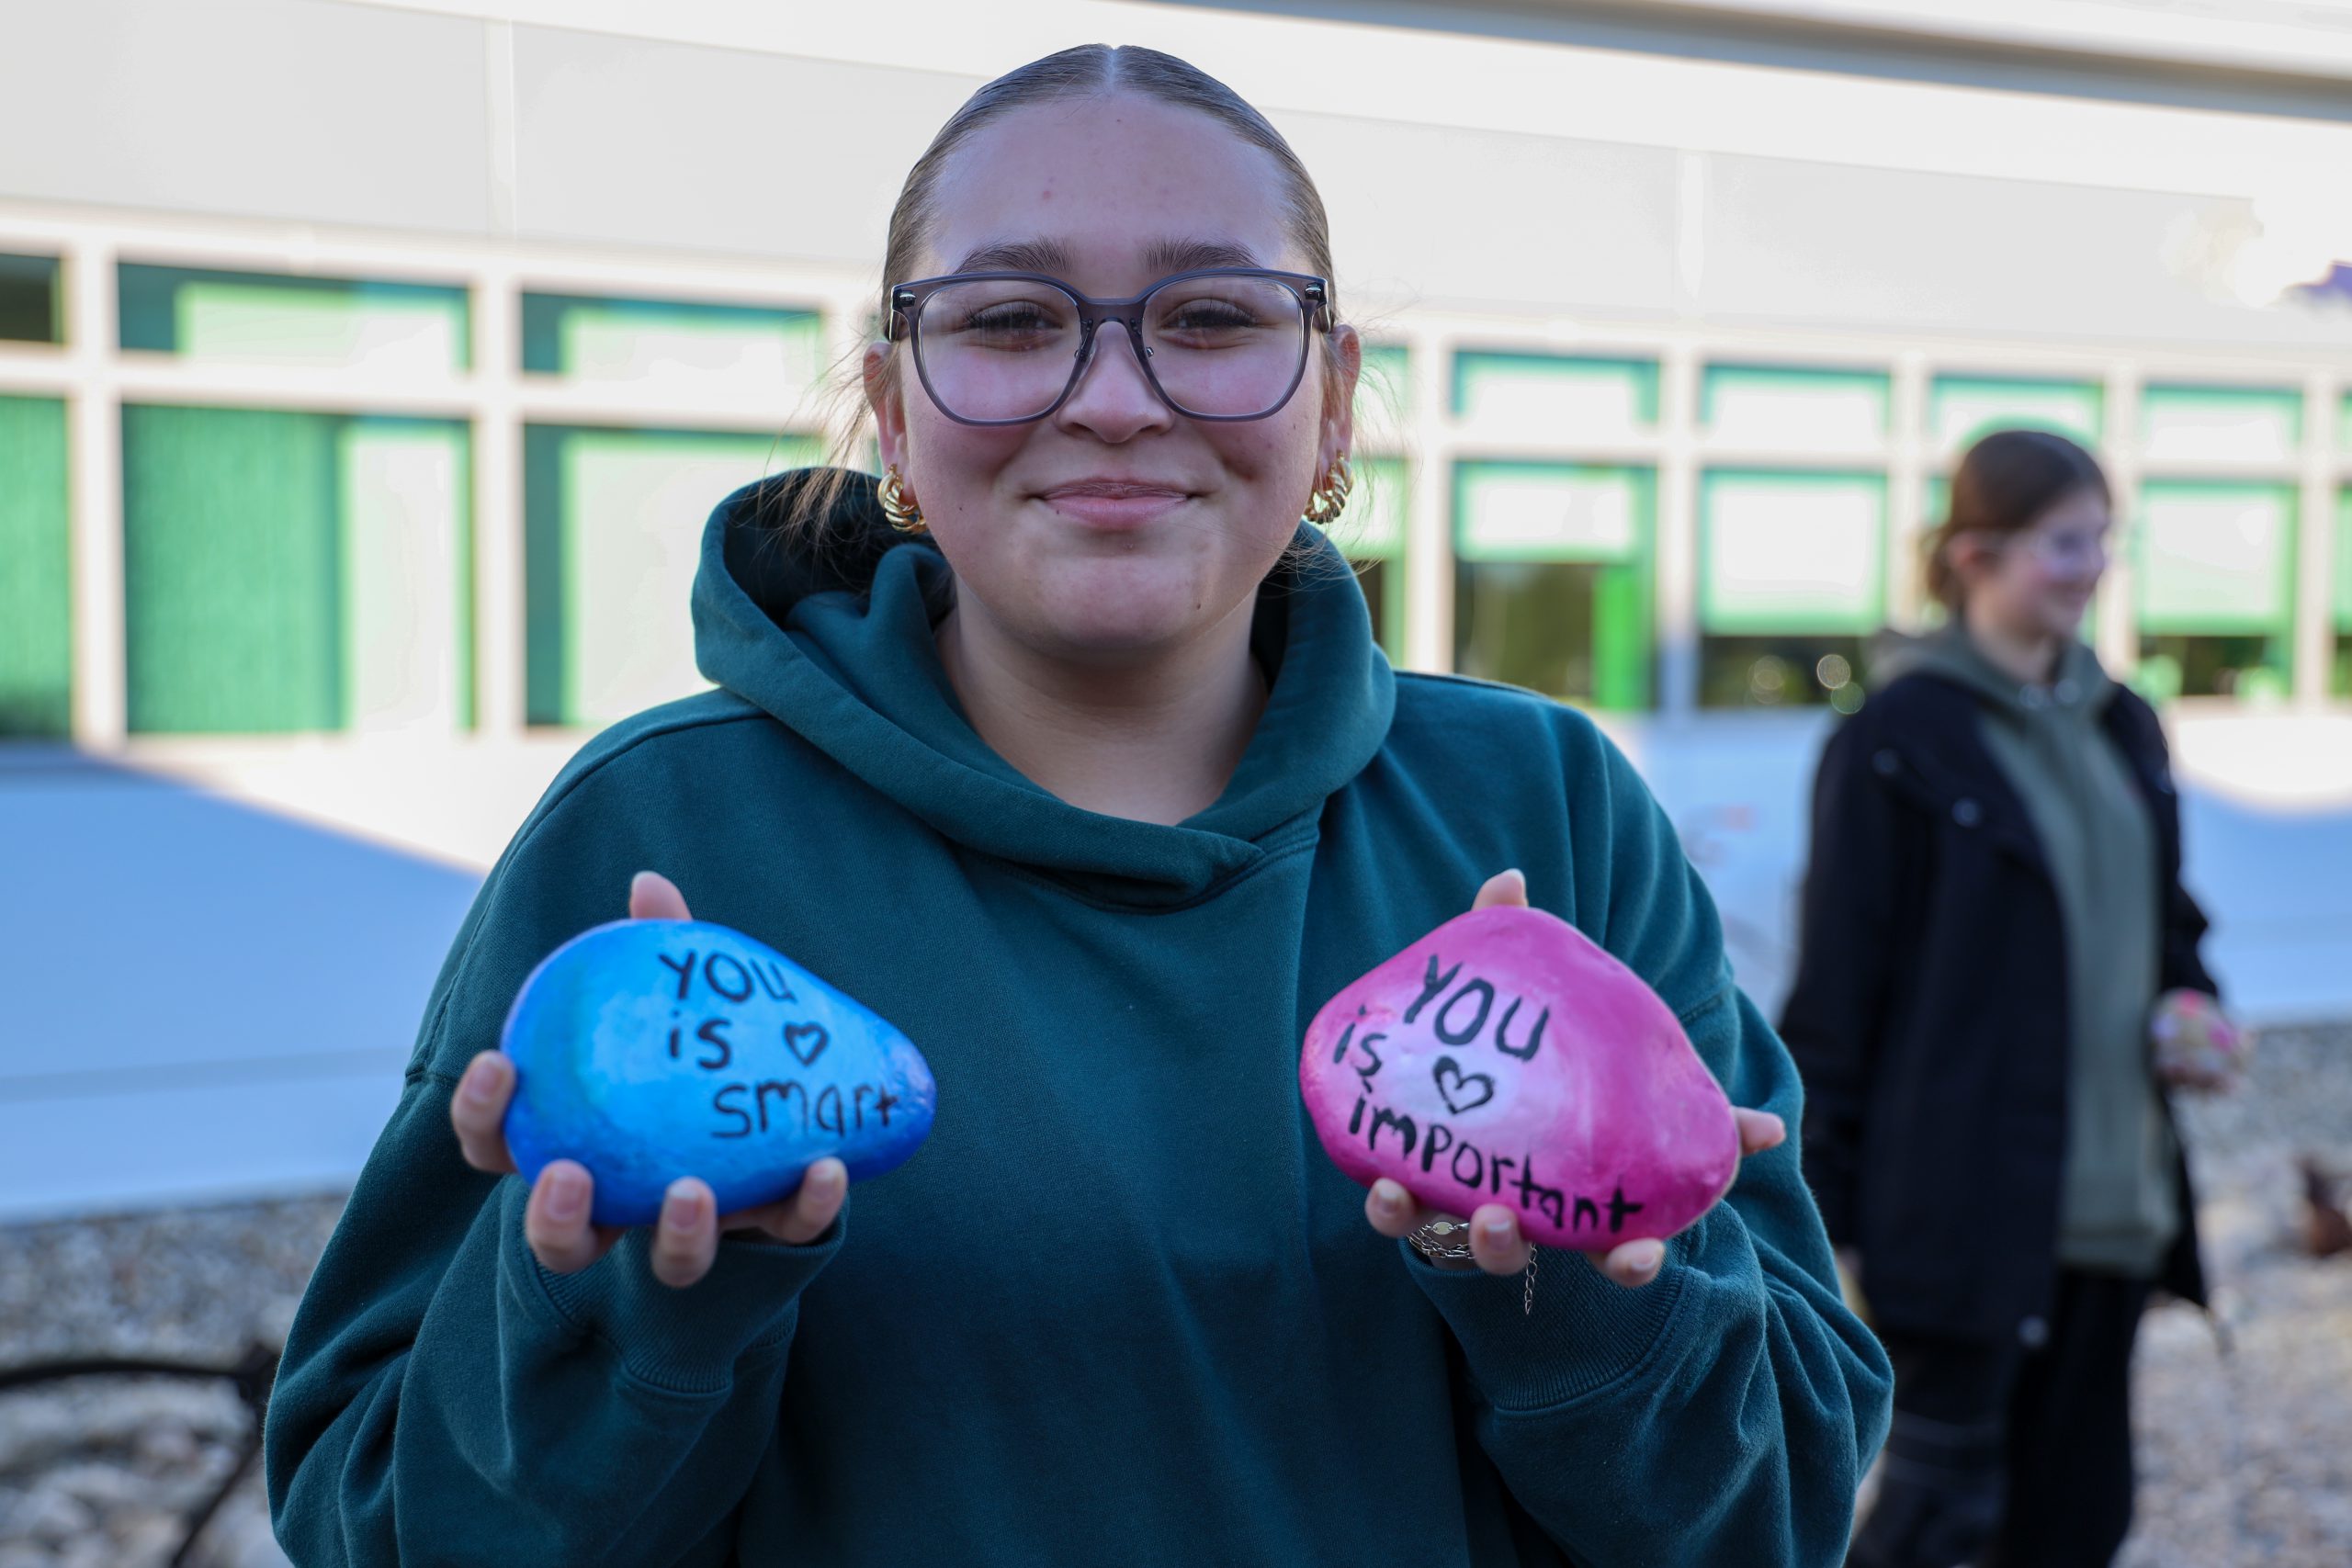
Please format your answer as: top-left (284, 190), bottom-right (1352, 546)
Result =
top-left (2134, 482), bottom-right (2296, 634)
top-left (2141, 385), bottom-right (2302, 462)
top-left (1454, 461), bottom-right (1649, 563)
top-left (123, 405), bottom-right (471, 734)
top-left (1700, 470), bottom-right (1886, 634)
top-left (119, 265), bottom-right (469, 372)
top-left (1452, 352), bottom-right (1657, 442)
top-left (1354, 342), bottom-right (1410, 451)
top-left (526, 427), bottom-right (820, 728)
top-left (1333, 455), bottom-right (1407, 559)
top-left (1453, 559), bottom-right (1650, 709)
top-left (1702, 365), bottom-right (1888, 447)
top-left (0, 254), bottom-right (62, 344)
top-left (1702, 635), bottom-right (1868, 711)
top-left (2338, 488), bottom-right (2352, 633)
top-left (521, 293), bottom-right (823, 400)
top-left (0, 396), bottom-right (72, 735)
top-left (1929, 375), bottom-right (2103, 452)
top-left (1350, 558), bottom-right (1393, 657)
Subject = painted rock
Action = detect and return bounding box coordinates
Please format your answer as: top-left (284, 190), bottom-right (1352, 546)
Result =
top-left (1301, 906), bottom-right (1738, 1249)
top-left (2151, 987), bottom-right (2248, 1091)
top-left (500, 919), bottom-right (935, 1227)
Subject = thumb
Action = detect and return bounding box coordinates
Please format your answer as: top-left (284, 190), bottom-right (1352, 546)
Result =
top-left (628, 870), bottom-right (692, 921)
top-left (1471, 868), bottom-right (1529, 911)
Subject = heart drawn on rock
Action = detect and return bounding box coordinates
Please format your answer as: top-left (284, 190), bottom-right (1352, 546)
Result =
top-left (500, 919), bottom-right (935, 1227)
top-left (784, 1022), bottom-right (831, 1066)
top-left (1298, 905), bottom-right (1739, 1249)
top-left (1431, 1055), bottom-right (1495, 1115)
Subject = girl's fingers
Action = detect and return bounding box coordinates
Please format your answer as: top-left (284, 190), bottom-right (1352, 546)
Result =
top-left (731, 1157), bottom-right (849, 1247)
top-left (1467, 1204), bottom-right (1532, 1276)
top-left (1471, 869), bottom-right (1529, 912)
top-left (1735, 1108), bottom-right (1787, 1157)
top-left (1363, 1178), bottom-right (1422, 1238)
top-left (628, 870), bottom-right (692, 921)
top-left (650, 1178), bottom-right (720, 1288)
top-left (525, 1161), bottom-right (614, 1273)
top-left (451, 1052), bottom-right (517, 1174)
top-left (1598, 1237), bottom-right (1667, 1289)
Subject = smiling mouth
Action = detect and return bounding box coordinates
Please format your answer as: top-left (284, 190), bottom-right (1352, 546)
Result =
top-left (1036, 482), bottom-right (1193, 527)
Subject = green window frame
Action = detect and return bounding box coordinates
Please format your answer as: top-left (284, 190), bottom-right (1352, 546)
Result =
top-left (1929, 374), bottom-right (2103, 452)
top-left (2334, 487), bottom-right (2352, 635)
top-left (1333, 455), bottom-right (1408, 661)
top-left (1701, 365), bottom-right (1890, 447)
top-left (526, 425), bottom-right (820, 728)
top-left (1698, 469), bottom-right (1888, 635)
top-left (1452, 351), bottom-right (1658, 438)
top-left (0, 396), bottom-right (73, 735)
top-left (119, 264), bottom-right (470, 371)
top-left (123, 405), bottom-right (473, 734)
top-left (1452, 460), bottom-right (1653, 709)
top-left (521, 292), bottom-right (824, 393)
top-left (2132, 481), bottom-right (2298, 637)
top-left (2140, 384), bottom-right (2303, 463)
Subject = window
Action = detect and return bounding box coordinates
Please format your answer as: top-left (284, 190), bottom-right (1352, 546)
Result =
top-left (0, 396), bottom-right (71, 735)
top-left (0, 254), bottom-right (62, 344)
top-left (1701, 365), bottom-right (1889, 449)
top-left (2334, 488), bottom-right (2352, 698)
top-left (526, 426), bottom-right (820, 728)
top-left (119, 264), bottom-right (469, 371)
top-left (521, 292), bottom-right (823, 398)
top-left (2141, 384), bottom-right (2302, 463)
top-left (1929, 374), bottom-right (2103, 454)
top-left (1451, 461), bottom-right (1652, 708)
top-left (1353, 342), bottom-right (1410, 452)
top-left (1453, 352), bottom-right (1657, 444)
top-left (2132, 481), bottom-right (2297, 701)
top-left (1698, 470), bottom-right (1885, 709)
top-left (122, 406), bottom-right (473, 733)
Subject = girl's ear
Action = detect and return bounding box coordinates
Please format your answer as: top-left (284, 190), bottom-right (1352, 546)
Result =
top-left (1318, 323), bottom-right (1363, 472)
top-left (1946, 531), bottom-right (2005, 593)
top-left (864, 341), bottom-right (907, 472)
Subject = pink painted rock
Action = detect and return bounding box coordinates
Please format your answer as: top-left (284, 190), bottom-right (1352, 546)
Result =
top-left (1301, 905), bottom-right (1739, 1249)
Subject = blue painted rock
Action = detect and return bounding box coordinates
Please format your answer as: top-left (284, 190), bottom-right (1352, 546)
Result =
top-left (499, 919), bottom-right (935, 1227)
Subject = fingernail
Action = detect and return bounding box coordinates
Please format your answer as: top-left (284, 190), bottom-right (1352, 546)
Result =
top-left (1482, 1216), bottom-right (1514, 1246)
top-left (1374, 1181), bottom-right (1405, 1214)
top-left (548, 1169), bottom-right (587, 1223)
top-left (662, 1180), bottom-right (705, 1229)
top-left (461, 1059), bottom-right (497, 1106)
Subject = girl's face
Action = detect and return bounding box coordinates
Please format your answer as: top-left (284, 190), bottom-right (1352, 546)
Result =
top-left (866, 94), bottom-right (1359, 664)
top-left (1959, 486), bottom-right (2113, 644)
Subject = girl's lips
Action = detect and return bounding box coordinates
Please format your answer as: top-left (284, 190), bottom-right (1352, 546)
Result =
top-left (1037, 487), bottom-right (1191, 528)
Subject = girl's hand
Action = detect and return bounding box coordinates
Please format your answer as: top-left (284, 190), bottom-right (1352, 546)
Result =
top-left (449, 871), bottom-right (849, 1289)
top-left (1360, 869), bottom-right (1788, 1291)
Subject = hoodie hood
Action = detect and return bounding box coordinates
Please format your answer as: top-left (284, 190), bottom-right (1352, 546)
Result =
top-left (690, 469), bottom-right (1396, 908)
top-left (1870, 623), bottom-right (2118, 724)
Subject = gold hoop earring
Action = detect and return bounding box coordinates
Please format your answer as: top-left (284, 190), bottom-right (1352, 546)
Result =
top-left (878, 464), bottom-right (927, 535)
top-left (1303, 453), bottom-right (1353, 525)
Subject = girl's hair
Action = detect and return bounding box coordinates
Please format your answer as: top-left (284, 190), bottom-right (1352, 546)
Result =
top-left (1922, 428), bottom-right (2111, 611)
top-left (777, 44), bottom-right (1346, 549)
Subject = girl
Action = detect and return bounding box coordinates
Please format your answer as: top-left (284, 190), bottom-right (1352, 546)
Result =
top-left (1781, 429), bottom-right (2220, 1568)
top-left (267, 45), bottom-right (1887, 1566)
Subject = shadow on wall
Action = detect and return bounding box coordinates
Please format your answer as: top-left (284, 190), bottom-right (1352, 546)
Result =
top-left (0, 745), bottom-right (481, 1223)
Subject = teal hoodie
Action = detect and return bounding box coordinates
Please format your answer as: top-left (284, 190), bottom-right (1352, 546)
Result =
top-left (266, 471), bottom-right (1889, 1567)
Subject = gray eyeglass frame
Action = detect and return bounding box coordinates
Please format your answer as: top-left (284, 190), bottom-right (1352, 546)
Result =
top-left (885, 266), bottom-right (1332, 427)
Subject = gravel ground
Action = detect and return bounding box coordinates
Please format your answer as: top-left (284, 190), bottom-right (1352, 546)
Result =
top-left (1, 1026), bottom-right (2346, 1567)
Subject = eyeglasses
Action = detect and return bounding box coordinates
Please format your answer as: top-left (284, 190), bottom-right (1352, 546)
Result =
top-left (886, 267), bottom-right (1332, 427)
top-left (1996, 525), bottom-right (2117, 574)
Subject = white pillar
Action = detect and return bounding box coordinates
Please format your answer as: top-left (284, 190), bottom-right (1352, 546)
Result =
top-left (471, 265), bottom-right (526, 736)
top-left (1404, 323), bottom-right (1453, 675)
top-left (2295, 368), bottom-right (2341, 705)
top-left (1655, 342), bottom-right (1700, 717)
top-left (2096, 366), bottom-right (2140, 677)
top-left (65, 239), bottom-right (123, 749)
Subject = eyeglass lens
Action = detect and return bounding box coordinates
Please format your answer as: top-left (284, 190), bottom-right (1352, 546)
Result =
top-left (912, 273), bottom-right (1308, 423)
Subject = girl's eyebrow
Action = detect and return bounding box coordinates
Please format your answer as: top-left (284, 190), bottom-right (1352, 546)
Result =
top-left (944, 238), bottom-right (1266, 278)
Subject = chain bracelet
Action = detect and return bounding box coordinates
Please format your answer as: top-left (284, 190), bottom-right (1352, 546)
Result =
top-left (1523, 1247), bottom-right (1539, 1316)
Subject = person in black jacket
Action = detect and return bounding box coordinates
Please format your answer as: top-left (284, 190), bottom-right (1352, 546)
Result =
top-left (1781, 428), bottom-right (2224, 1568)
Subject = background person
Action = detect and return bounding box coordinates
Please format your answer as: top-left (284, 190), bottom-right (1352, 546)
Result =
top-left (266, 45), bottom-right (1889, 1566)
top-left (1781, 428), bottom-right (2222, 1568)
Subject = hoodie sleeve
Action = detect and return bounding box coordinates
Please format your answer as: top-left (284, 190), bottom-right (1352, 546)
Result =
top-left (1403, 727), bottom-right (1893, 1568)
top-left (265, 740), bottom-right (842, 1567)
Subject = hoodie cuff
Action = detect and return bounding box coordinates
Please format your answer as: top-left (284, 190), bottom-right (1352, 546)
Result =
top-left (507, 1188), bottom-right (845, 1396)
top-left (1402, 1239), bottom-right (1690, 1414)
